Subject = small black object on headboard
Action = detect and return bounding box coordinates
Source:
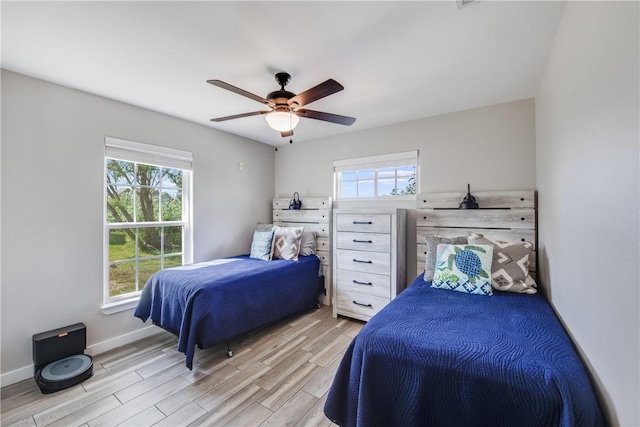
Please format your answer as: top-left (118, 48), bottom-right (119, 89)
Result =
top-left (459, 184), bottom-right (479, 209)
top-left (289, 192), bottom-right (302, 210)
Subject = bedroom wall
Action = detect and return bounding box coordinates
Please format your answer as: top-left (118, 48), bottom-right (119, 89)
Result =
top-left (0, 70), bottom-right (275, 384)
top-left (274, 98), bottom-right (536, 280)
top-left (535, 2), bottom-right (639, 425)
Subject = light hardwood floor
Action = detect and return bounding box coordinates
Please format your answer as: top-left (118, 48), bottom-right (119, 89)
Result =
top-left (1, 306), bottom-right (363, 427)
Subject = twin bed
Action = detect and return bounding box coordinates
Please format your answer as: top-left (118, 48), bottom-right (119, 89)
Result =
top-left (134, 255), bottom-right (321, 369)
top-left (134, 197), bottom-right (331, 369)
top-left (323, 274), bottom-right (603, 426)
top-left (134, 191), bottom-right (603, 426)
top-left (323, 190), bottom-right (604, 426)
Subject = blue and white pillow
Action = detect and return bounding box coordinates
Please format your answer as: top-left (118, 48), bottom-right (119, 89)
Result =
top-left (249, 227), bottom-right (276, 261)
top-left (432, 244), bottom-right (494, 296)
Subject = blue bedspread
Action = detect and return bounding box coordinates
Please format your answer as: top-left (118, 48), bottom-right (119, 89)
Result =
top-left (135, 255), bottom-right (320, 369)
top-left (324, 274), bottom-right (604, 427)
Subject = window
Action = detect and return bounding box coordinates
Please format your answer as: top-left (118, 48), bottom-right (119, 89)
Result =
top-left (334, 151), bottom-right (419, 200)
top-left (104, 137), bottom-right (192, 307)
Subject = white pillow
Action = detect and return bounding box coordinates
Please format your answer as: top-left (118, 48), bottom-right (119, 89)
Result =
top-left (298, 231), bottom-right (317, 256)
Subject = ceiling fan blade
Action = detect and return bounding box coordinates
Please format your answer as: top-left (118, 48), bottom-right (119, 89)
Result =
top-left (210, 110), bottom-right (271, 122)
top-left (296, 109), bottom-right (356, 126)
top-left (288, 79), bottom-right (344, 108)
top-left (280, 130), bottom-right (294, 138)
top-left (207, 80), bottom-right (274, 107)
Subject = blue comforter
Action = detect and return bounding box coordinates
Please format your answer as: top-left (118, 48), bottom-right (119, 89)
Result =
top-left (135, 255), bottom-right (320, 369)
top-left (324, 274), bottom-right (604, 427)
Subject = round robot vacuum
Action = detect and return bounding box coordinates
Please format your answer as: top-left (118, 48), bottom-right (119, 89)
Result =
top-left (36, 354), bottom-right (93, 393)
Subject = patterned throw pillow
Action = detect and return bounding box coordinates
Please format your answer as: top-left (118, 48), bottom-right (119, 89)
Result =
top-left (467, 233), bottom-right (537, 294)
top-left (432, 244), bottom-right (494, 296)
top-left (423, 234), bottom-right (467, 281)
top-left (272, 226), bottom-right (304, 260)
top-left (298, 231), bottom-right (317, 256)
top-left (249, 227), bottom-right (276, 261)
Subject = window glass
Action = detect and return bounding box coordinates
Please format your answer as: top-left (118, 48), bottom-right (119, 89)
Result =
top-left (340, 180), bottom-right (357, 198)
top-left (358, 180), bottom-right (375, 198)
top-left (105, 147), bottom-right (190, 304)
top-left (335, 159), bottom-right (418, 200)
top-left (378, 178), bottom-right (396, 196)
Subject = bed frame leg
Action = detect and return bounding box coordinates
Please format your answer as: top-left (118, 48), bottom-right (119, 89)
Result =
top-left (226, 343), bottom-right (233, 358)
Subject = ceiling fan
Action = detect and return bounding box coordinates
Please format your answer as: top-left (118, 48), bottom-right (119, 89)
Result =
top-left (207, 72), bottom-right (356, 138)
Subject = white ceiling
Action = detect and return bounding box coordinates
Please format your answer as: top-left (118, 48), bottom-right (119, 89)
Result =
top-left (1, 1), bottom-right (565, 147)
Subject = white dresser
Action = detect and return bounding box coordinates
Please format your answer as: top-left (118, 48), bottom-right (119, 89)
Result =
top-left (332, 209), bottom-right (406, 321)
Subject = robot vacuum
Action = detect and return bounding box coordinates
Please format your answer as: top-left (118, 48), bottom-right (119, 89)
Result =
top-left (32, 323), bottom-right (93, 393)
top-left (36, 354), bottom-right (93, 393)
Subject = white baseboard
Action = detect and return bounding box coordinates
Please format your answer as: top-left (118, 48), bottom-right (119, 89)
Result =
top-left (0, 365), bottom-right (34, 388)
top-left (0, 325), bottom-right (163, 388)
top-left (85, 325), bottom-right (163, 356)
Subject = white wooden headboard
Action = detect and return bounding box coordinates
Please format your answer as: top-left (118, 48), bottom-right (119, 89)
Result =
top-left (272, 197), bottom-right (332, 306)
top-left (416, 190), bottom-right (536, 278)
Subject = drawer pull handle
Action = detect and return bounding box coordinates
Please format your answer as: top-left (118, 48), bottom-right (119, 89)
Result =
top-left (353, 280), bottom-right (373, 286)
top-left (353, 239), bottom-right (373, 243)
top-left (353, 221), bottom-right (372, 225)
top-left (353, 300), bottom-right (373, 308)
top-left (353, 259), bottom-right (372, 264)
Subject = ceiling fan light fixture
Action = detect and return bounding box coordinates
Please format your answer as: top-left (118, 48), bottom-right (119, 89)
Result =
top-left (265, 111), bottom-right (300, 132)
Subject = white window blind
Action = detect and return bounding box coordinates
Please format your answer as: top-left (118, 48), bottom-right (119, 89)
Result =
top-left (333, 150), bottom-right (418, 173)
top-left (105, 137), bottom-right (193, 171)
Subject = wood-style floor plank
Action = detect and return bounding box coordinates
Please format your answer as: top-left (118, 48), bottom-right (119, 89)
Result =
top-left (116, 405), bottom-right (165, 427)
top-left (223, 402), bottom-right (273, 427)
top-left (156, 363), bottom-right (239, 416)
top-left (48, 395), bottom-right (122, 427)
top-left (194, 363), bottom-right (270, 411)
top-left (260, 390), bottom-right (318, 426)
top-left (302, 353), bottom-right (344, 399)
top-left (1, 306), bottom-right (361, 427)
top-left (33, 371), bottom-right (142, 426)
top-left (154, 402), bottom-right (206, 427)
top-left (259, 362), bottom-right (321, 411)
top-left (296, 393), bottom-right (334, 427)
top-left (189, 384), bottom-right (267, 426)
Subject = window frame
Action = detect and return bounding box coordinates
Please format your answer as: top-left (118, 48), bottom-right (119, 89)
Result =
top-left (103, 137), bottom-right (193, 310)
top-left (333, 151), bottom-right (419, 201)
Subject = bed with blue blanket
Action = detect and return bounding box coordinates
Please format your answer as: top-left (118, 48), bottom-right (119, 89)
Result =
top-left (323, 273), bottom-right (604, 426)
top-left (324, 190), bottom-right (603, 426)
top-left (134, 255), bottom-right (321, 369)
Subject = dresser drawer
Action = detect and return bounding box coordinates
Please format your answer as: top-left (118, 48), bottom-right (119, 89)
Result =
top-left (336, 269), bottom-right (391, 299)
top-left (336, 232), bottom-right (390, 252)
top-left (336, 289), bottom-right (390, 320)
top-left (336, 249), bottom-right (390, 275)
top-left (336, 214), bottom-right (391, 234)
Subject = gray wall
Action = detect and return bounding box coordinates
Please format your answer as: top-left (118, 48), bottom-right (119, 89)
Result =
top-left (275, 98), bottom-right (537, 279)
top-left (536, 2), bottom-right (639, 425)
top-left (1, 70), bottom-right (275, 381)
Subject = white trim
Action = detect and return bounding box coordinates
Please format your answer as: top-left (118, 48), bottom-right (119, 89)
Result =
top-left (100, 296), bottom-right (141, 315)
top-left (0, 326), bottom-right (165, 387)
top-left (85, 325), bottom-right (164, 356)
top-left (0, 365), bottom-right (34, 388)
top-left (333, 150), bottom-right (418, 172)
top-left (105, 136), bottom-right (193, 170)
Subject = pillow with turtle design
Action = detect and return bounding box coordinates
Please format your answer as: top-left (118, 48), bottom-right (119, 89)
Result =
top-left (431, 244), bottom-right (494, 296)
